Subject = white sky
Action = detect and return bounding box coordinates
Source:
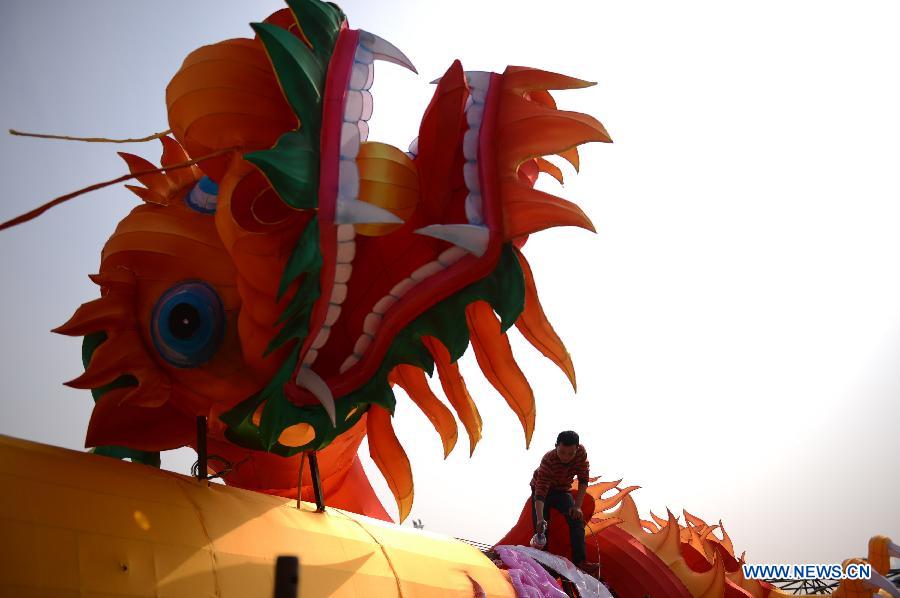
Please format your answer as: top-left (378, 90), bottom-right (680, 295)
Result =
top-left (1, 0), bottom-right (898, 565)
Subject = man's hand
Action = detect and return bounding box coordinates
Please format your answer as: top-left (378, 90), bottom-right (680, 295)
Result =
top-left (568, 507), bottom-right (583, 521)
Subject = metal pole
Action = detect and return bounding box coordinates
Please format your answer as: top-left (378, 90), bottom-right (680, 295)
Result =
top-left (274, 555), bottom-right (299, 598)
top-left (296, 452), bottom-right (307, 510)
top-left (196, 416), bottom-right (207, 481)
top-left (309, 451), bottom-right (325, 512)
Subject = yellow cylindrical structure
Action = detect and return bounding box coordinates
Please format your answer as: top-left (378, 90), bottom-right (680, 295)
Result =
top-left (0, 435), bottom-right (513, 597)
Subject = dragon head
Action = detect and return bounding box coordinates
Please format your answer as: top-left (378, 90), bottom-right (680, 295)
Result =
top-left (56, 0), bottom-right (611, 518)
top-left (54, 139), bottom-right (264, 450)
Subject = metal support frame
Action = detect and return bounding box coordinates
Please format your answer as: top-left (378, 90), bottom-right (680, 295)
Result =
top-left (296, 450), bottom-right (326, 512)
top-left (195, 416), bottom-right (207, 481)
top-left (309, 451), bottom-right (325, 512)
top-left (274, 555), bottom-right (299, 598)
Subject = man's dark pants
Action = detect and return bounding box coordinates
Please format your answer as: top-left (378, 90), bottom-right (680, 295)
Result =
top-left (531, 487), bottom-right (586, 564)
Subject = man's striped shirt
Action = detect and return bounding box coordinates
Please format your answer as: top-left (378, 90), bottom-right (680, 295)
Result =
top-left (530, 444), bottom-right (590, 500)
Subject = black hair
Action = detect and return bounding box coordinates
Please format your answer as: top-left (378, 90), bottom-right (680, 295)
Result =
top-left (556, 430), bottom-right (579, 446)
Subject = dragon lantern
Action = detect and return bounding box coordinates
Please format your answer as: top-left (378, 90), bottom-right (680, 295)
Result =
top-left (49, 0), bottom-right (610, 522)
top-left (3, 2), bottom-right (896, 597)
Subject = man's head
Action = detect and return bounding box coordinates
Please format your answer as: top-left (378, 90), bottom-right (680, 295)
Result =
top-left (555, 430), bottom-right (580, 462)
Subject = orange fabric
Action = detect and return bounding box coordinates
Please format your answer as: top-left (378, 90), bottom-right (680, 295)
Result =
top-left (166, 38), bottom-right (297, 181)
top-left (389, 364), bottom-right (458, 458)
top-left (423, 337), bottom-right (483, 455)
top-left (465, 301), bottom-right (535, 446)
top-left (367, 405), bottom-right (414, 522)
top-left (514, 249), bottom-right (576, 390)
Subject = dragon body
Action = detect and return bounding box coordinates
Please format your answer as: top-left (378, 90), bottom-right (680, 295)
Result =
top-left (498, 480), bottom-right (900, 597)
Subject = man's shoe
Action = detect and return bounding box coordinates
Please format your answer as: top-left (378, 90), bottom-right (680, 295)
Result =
top-left (575, 560), bottom-right (600, 577)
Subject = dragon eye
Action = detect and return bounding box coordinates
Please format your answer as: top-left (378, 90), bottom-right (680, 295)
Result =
top-left (151, 282), bottom-right (224, 368)
top-left (185, 176), bottom-right (218, 214)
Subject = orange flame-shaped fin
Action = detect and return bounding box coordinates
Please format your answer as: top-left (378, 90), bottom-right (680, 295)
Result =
top-left (118, 152), bottom-right (173, 198)
top-left (465, 301), bottom-right (535, 447)
top-left (389, 364), bottom-right (458, 458)
top-left (500, 182), bottom-right (596, 239)
top-left (64, 329), bottom-right (172, 408)
top-left (423, 337), bottom-right (482, 456)
top-left (159, 135), bottom-right (201, 189)
top-left (502, 66), bottom-right (596, 94)
top-left (533, 157), bottom-right (565, 185)
top-left (52, 296), bottom-right (131, 337)
top-left (514, 249), bottom-right (576, 390)
top-left (367, 405), bottom-right (414, 522)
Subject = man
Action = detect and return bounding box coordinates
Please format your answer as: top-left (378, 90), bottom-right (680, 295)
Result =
top-left (530, 430), bottom-right (599, 575)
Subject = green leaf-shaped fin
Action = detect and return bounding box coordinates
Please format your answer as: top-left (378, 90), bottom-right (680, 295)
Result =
top-left (277, 215), bottom-right (321, 299)
top-left (245, 130), bottom-right (319, 211)
top-left (251, 22), bottom-right (324, 128)
top-left (285, 0), bottom-right (345, 61)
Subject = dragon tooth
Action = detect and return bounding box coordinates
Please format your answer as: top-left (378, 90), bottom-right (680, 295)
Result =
top-left (465, 192), bottom-right (484, 225)
top-left (340, 122), bottom-right (361, 160)
top-left (415, 224), bottom-right (489, 257)
top-left (463, 161), bottom-right (481, 192)
top-left (339, 355), bottom-right (359, 374)
top-left (465, 96), bottom-right (474, 111)
top-left (336, 224), bottom-right (355, 242)
top-left (438, 246), bottom-right (468, 266)
top-left (463, 129), bottom-right (479, 161)
top-left (344, 90), bottom-right (363, 122)
top-left (465, 71), bottom-right (492, 90)
top-left (330, 282), bottom-right (348, 305)
top-left (372, 295), bottom-right (397, 314)
top-left (466, 104), bottom-right (484, 127)
top-left (335, 196), bottom-right (403, 225)
top-left (389, 277), bottom-right (416, 299)
top-left (349, 62), bottom-right (369, 90)
top-left (325, 303), bottom-right (341, 326)
top-left (358, 120), bottom-right (369, 142)
top-left (339, 160), bottom-right (360, 198)
top-left (364, 63), bottom-right (374, 90)
top-left (336, 240), bottom-right (356, 264)
top-left (294, 366), bottom-right (336, 425)
top-left (353, 333), bottom-right (374, 355)
top-left (355, 45), bottom-right (374, 65)
top-left (408, 137), bottom-right (419, 155)
top-left (411, 261), bottom-right (444, 281)
top-left (359, 30), bottom-right (417, 73)
top-left (360, 90), bottom-right (374, 121)
top-left (334, 263), bottom-right (352, 284)
top-left (302, 349), bottom-right (318, 365)
top-left (311, 326), bottom-right (330, 349)
top-left (363, 312), bottom-right (382, 335)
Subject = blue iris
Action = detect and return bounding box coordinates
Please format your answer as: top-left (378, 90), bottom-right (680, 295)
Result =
top-left (151, 281), bottom-right (224, 368)
top-left (185, 176), bottom-right (218, 214)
